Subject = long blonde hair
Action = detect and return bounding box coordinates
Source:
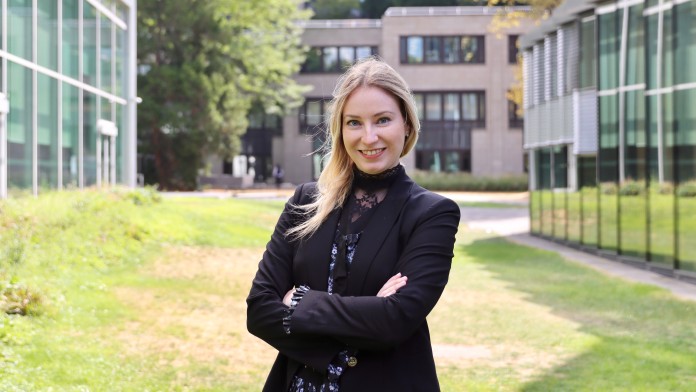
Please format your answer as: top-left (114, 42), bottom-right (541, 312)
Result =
top-left (286, 57), bottom-right (420, 240)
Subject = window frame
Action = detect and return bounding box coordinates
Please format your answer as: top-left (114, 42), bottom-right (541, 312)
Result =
top-left (400, 35), bottom-right (485, 64)
top-left (301, 46), bottom-right (378, 73)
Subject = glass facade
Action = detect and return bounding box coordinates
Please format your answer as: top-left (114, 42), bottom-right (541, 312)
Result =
top-left (525, 0), bottom-right (696, 281)
top-left (0, 1), bottom-right (137, 197)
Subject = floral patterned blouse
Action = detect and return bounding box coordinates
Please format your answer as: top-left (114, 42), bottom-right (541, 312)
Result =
top-left (283, 165), bottom-right (403, 392)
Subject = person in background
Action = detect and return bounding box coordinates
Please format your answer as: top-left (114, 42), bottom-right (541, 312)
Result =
top-left (273, 164), bottom-right (285, 189)
top-left (246, 57), bottom-right (460, 392)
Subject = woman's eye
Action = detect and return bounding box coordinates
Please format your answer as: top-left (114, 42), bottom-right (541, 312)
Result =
top-left (346, 119), bottom-right (360, 127)
top-left (377, 117), bottom-right (391, 124)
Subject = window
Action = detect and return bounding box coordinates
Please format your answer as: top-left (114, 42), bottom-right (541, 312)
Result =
top-left (508, 35), bottom-right (520, 64)
top-left (400, 35), bottom-right (484, 64)
top-left (508, 94), bottom-right (523, 128)
top-left (298, 98), bottom-right (331, 134)
top-left (301, 46), bottom-right (378, 73)
top-left (413, 91), bottom-right (486, 126)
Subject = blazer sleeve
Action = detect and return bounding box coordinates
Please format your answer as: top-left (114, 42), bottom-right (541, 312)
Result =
top-left (288, 195), bottom-right (460, 351)
top-left (246, 184), bottom-right (344, 372)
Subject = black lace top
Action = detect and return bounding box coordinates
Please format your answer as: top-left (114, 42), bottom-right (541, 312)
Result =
top-left (285, 164), bottom-right (404, 392)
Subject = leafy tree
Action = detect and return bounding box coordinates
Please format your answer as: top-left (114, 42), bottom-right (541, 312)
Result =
top-left (137, 0), bottom-right (310, 190)
top-left (309, 0), bottom-right (361, 19)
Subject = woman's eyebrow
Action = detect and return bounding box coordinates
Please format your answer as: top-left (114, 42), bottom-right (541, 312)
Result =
top-left (343, 111), bottom-right (395, 118)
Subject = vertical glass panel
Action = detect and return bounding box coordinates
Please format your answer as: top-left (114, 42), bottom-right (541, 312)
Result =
top-left (676, 87), bottom-right (696, 271)
top-left (116, 104), bottom-right (124, 182)
top-left (662, 9), bottom-right (674, 88)
top-left (101, 14), bottom-right (113, 93)
top-left (424, 37), bottom-right (440, 63)
top-left (37, 1), bottom-right (58, 70)
top-left (567, 188), bottom-right (581, 243)
top-left (322, 47), bottom-right (338, 72)
top-left (598, 10), bottom-right (619, 91)
top-left (553, 191), bottom-right (567, 240)
top-left (425, 94), bottom-right (441, 121)
top-left (540, 190), bottom-right (554, 237)
top-left (413, 93), bottom-right (424, 121)
top-left (579, 18), bottom-right (596, 89)
top-left (356, 46), bottom-right (372, 61)
top-left (599, 95), bottom-right (619, 251)
top-left (443, 94), bottom-right (459, 120)
top-left (407, 37), bottom-right (423, 63)
top-left (63, 0), bottom-right (80, 80)
top-left (338, 47), bottom-right (354, 70)
top-left (530, 190), bottom-right (541, 234)
top-left (7, 62), bottom-right (32, 189)
top-left (37, 75), bottom-right (58, 189)
top-left (538, 148), bottom-right (553, 237)
top-left (625, 90), bottom-right (647, 181)
top-left (63, 82), bottom-right (79, 188)
top-left (100, 97), bottom-right (113, 121)
top-left (460, 36), bottom-right (480, 63)
top-left (548, 35), bottom-right (558, 99)
top-left (461, 93), bottom-right (479, 121)
top-left (302, 47), bottom-right (321, 72)
top-left (646, 14), bottom-right (659, 90)
top-left (625, 4), bottom-right (645, 86)
top-left (443, 37), bottom-right (459, 64)
top-left (116, 24), bottom-right (126, 97)
top-left (305, 101), bottom-right (321, 126)
top-left (8, 0), bottom-right (32, 60)
top-left (552, 146), bottom-right (567, 240)
top-left (83, 3), bottom-right (98, 85)
top-left (581, 185), bottom-right (598, 247)
top-left (84, 92), bottom-right (98, 186)
top-left (674, 1), bottom-right (696, 84)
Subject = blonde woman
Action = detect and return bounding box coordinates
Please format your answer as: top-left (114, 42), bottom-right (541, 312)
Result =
top-left (247, 58), bottom-right (460, 392)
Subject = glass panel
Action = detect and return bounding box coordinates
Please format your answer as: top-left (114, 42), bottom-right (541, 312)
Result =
top-left (63, 0), bottom-right (79, 79)
top-left (63, 82), bottom-right (79, 188)
top-left (356, 46), bottom-right (372, 61)
top-left (567, 189), bottom-right (581, 243)
top-left (305, 101), bottom-right (321, 127)
top-left (116, 104), bottom-right (124, 182)
top-left (8, 0), bottom-right (32, 60)
top-left (323, 47), bottom-right (338, 72)
top-left (37, 75), bottom-right (58, 189)
top-left (7, 62), bottom-right (33, 189)
top-left (553, 191), bottom-right (567, 240)
top-left (540, 190), bottom-right (554, 237)
top-left (83, 2), bottom-right (98, 86)
top-left (443, 37), bottom-right (459, 64)
top-left (538, 148), bottom-right (553, 237)
top-left (676, 87), bottom-right (696, 271)
top-left (625, 4), bottom-right (645, 86)
top-left (413, 93), bottom-right (424, 121)
top-left (424, 37), bottom-right (440, 63)
top-left (101, 14), bottom-right (113, 93)
top-left (662, 9), bottom-right (674, 88)
top-left (115, 24), bottom-right (126, 97)
top-left (581, 185), bottom-right (598, 247)
top-left (646, 14), bottom-right (659, 90)
top-left (625, 90), bottom-right (647, 181)
top-left (598, 10), bottom-right (619, 91)
top-left (339, 47), bottom-right (354, 70)
top-left (37, 1), bottom-right (58, 70)
top-left (553, 146), bottom-right (568, 188)
top-left (599, 94), bottom-right (619, 251)
top-left (303, 47), bottom-right (322, 72)
top-left (84, 92), bottom-right (98, 186)
top-left (443, 94), bottom-right (459, 120)
top-left (579, 19), bottom-right (596, 89)
top-left (425, 94), bottom-right (441, 120)
top-left (674, 1), bottom-right (696, 84)
top-left (461, 93), bottom-right (479, 121)
top-left (530, 190), bottom-right (541, 234)
top-left (460, 36), bottom-right (480, 63)
top-left (407, 37), bottom-right (423, 63)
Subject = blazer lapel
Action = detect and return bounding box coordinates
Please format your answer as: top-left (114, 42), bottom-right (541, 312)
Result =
top-left (295, 207), bottom-right (340, 290)
top-left (346, 173), bottom-right (413, 294)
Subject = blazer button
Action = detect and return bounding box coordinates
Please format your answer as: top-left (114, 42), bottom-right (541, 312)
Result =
top-left (347, 356), bottom-right (358, 367)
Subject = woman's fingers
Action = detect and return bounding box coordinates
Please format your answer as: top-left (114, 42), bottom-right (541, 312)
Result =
top-left (377, 273), bottom-right (408, 297)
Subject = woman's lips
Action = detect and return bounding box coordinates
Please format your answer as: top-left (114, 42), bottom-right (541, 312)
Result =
top-left (359, 148), bottom-right (385, 158)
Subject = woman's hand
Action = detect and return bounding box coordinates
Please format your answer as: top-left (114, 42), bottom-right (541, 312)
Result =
top-left (283, 288), bottom-right (296, 306)
top-left (377, 273), bottom-right (408, 297)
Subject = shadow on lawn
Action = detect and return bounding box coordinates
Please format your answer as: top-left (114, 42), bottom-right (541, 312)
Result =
top-left (461, 236), bottom-right (696, 391)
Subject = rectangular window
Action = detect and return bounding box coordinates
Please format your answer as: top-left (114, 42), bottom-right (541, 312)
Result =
top-left (443, 94), bottom-right (459, 120)
top-left (299, 98), bottom-right (330, 134)
top-left (425, 94), bottom-right (442, 120)
top-left (301, 46), bottom-right (378, 73)
top-left (401, 35), bottom-right (484, 64)
top-left (414, 91), bottom-right (486, 126)
top-left (579, 17), bottom-right (596, 89)
top-left (509, 35), bottom-right (519, 64)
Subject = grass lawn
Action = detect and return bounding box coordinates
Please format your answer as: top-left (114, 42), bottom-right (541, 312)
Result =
top-left (2, 190), bottom-right (696, 390)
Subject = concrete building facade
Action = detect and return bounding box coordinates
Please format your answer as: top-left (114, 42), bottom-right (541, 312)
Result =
top-left (229, 6), bottom-right (532, 185)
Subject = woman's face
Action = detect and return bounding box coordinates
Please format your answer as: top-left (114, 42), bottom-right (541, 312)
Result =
top-left (341, 86), bottom-right (407, 175)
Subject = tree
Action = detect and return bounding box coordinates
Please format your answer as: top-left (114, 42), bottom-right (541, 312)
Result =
top-left (137, 0), bottom-right (311, 190)
top-left (310, 0), bottom-right (361, 19)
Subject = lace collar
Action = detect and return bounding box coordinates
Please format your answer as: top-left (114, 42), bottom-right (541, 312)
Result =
top-left (352, 164), bottom-right (404, 192)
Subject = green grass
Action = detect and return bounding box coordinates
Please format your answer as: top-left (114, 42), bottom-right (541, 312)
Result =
top-left (457, 201), bottom-right (527, 209)
top-left (3, 189), bottom-right (696, 390)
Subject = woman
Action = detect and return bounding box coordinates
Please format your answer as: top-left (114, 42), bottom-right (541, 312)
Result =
top-left (246, 58), bottom-right (460, 391)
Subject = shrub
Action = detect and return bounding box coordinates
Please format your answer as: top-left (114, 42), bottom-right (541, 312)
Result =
top-left (0, 276), bottom-right (43, 316)
top-left (600, 182), bottom-right (618, 195)
top-left (619, 180), bottom-right (645, 196)
top-left (677, 180), bottom-right (696, 198)
top-left (410, 171), bottom-right (528, 192)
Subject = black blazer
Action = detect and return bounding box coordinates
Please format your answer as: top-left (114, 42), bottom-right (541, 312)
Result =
top-left (247, 170), bottom-right (460, 391)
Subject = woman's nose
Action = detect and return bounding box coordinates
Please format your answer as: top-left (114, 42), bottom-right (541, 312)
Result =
top-left (362, 124), bottom-right (378, 144)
